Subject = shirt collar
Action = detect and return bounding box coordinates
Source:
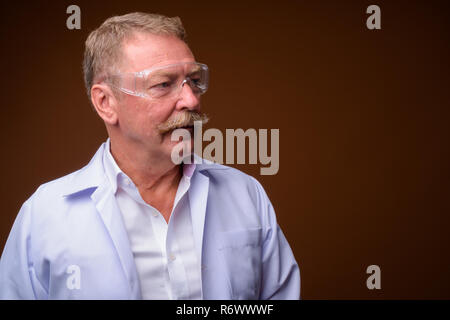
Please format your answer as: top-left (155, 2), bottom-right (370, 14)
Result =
top-left (102, 138), bottom-right (125, 194)
top-left (182, 161), bottom-right (196, 179)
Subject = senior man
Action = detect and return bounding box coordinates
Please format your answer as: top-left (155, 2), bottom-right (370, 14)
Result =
top-left (0, 12), bottom-right (300, 299)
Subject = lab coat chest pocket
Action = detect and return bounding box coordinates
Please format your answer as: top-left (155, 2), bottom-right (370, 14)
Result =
top-left (219, 228), bottom-right (262, 299)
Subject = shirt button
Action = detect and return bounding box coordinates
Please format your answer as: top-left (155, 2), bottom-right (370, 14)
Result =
top-left (169, 254), bottom-right (176, 261)
top-left (152, 212), bottom-right (158, 217)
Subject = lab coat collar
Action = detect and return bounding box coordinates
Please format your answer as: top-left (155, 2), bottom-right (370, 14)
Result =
top-left (188, 166), bottom-right (209, 284)
top-left (61, 143), bottom-right (108, 197)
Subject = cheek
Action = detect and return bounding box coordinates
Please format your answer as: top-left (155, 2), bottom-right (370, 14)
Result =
top-left (117, 98), bottom-right (176, 142)
top-left (155, 103), bottom-right (176, 124)
top-left (140, 99), bottom-right (174, 124)
top-left (119, 100), bottom-right (159, 132)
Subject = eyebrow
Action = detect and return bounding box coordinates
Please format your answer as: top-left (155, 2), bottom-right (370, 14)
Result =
top-left (148, 66), bottom-right (202, 79)
top-left (188, 66), bottom-right (201, 75)
top-left (148, 70), bottom-right (179, 79)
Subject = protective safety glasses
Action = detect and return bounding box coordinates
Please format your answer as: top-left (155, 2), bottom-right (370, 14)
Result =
top-left (107, 62), bottom-right (209, 99)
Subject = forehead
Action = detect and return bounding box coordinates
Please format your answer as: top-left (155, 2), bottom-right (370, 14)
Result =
top-left (120, 32), bottom-right (195, 73)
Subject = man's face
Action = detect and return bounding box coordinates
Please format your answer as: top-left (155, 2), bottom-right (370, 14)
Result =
top-left (113, 32), bottom-right (201, 161)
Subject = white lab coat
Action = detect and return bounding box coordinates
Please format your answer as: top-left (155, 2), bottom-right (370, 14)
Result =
top-left (0, 142), bottom-right (300, 299)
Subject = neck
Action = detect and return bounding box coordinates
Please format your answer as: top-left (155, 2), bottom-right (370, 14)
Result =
top-left (109, 137), bottom-right (182, 194)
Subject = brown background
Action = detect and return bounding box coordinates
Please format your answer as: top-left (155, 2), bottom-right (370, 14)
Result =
top-left (0, 0), bottom-right (449, 299)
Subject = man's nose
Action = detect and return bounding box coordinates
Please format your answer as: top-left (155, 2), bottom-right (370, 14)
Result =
top-left (176, 80), bottom-right (201, 111)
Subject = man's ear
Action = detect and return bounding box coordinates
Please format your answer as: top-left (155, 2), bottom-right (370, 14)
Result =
top-left (91, 83), bottom-right (119, 125)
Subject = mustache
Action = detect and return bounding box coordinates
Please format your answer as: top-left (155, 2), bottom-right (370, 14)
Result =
top-left (157, 111), bottom-right (209, 134)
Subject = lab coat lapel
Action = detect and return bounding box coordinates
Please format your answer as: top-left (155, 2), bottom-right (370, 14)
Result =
top-left (90, 178), bottom-right (142, 299)
top-left (189, 170), bottom-right (209, 273)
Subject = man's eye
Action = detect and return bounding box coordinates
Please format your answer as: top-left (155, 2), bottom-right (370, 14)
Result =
top-left (154, 82), bottom-right (171, 88)
top-left (190, 78), bottom-right (201, 85)
top-left (150, 81), bottom-right (174, 91)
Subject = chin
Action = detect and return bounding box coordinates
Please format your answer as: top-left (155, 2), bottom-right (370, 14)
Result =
top-left (162, 134), bottom-right (194, 164)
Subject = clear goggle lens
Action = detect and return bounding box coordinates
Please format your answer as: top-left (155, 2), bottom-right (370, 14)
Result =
top-left (109, 62), bottom-right (209, 99)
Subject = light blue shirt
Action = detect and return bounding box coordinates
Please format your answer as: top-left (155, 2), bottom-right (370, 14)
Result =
top-left (0, 141), bottom-right (300, 299)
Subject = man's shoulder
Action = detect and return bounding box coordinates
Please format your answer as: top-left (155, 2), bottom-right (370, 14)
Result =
top-left (196, 159), bottom-right (258, 184)
top-left (35, 166), bottom-right (89, 196)
top-left (195, 159), bottom-right (268, 202)
top-left (194, 160), bottom-right (275, 229)
top-left (30, 144), bottom-right (106, 202)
